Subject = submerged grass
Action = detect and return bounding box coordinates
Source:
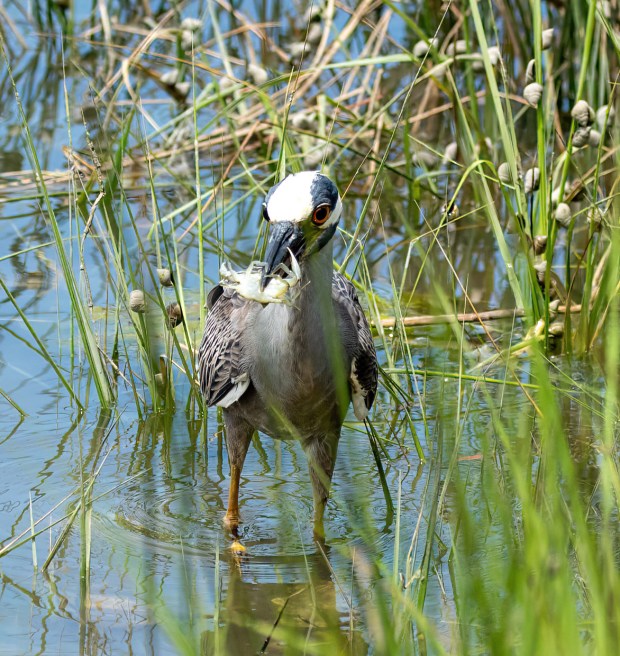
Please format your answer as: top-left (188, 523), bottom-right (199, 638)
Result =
top-left (0, 0), bottom-right (618, 653)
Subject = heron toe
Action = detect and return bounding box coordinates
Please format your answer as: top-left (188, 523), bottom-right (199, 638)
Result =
top-left (230, 539), bottom-right (247, 554)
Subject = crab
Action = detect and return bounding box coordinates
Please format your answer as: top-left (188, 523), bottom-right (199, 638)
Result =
top-left (219, 250), bottom-right (301, 305)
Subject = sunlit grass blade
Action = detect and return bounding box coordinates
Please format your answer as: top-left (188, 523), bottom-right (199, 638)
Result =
top-left (0, 278), bottom-right (84, 410)
top-left (0, 35), bottom-right (113, 407)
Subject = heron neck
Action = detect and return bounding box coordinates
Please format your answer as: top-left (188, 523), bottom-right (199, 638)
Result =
top-left (301, 240), bottom-right (334, 304)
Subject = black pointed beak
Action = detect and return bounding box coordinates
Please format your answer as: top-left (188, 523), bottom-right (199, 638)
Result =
top-left (260, 222), bottom-right (305, 291)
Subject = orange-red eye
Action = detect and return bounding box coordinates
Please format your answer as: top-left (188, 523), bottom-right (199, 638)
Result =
top-left (312, 205), bottom-right (331, 226)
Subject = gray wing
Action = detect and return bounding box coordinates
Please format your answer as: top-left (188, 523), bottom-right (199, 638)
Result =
top-left (198, 285), bottom-right (250, 407)
top-left (333, 272), bottom-right (378, 420)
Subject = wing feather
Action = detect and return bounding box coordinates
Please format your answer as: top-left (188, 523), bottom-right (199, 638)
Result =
top-left (333, 273), bottom-right (378, 420)
top-left (198, 286), bottom-right (250, 407)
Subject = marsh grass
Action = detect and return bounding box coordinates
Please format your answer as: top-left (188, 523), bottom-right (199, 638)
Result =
top-left (0, 0), bottom-right (618, 653)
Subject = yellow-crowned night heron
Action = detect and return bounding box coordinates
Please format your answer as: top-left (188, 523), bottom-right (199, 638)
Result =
top-left (198, 171), bottom-right (377, 545)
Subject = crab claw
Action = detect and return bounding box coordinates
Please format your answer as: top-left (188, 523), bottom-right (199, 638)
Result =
top-left (220, 261), bottom-right (233, 278)
top-left (288, 249), bottom-right (301, 283)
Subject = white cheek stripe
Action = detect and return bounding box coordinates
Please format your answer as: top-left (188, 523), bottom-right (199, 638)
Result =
top-left (320, 196), bottom-right (342, 230)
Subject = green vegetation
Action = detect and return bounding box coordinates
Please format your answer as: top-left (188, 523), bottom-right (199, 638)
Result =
top-left (0, 0), bottom-right (618, 653)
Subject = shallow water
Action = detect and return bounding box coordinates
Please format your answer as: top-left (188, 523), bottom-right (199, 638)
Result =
top-left (0, 2), bottom-right (616, 654)
top-left (0, 384), bottom-right (440, 653)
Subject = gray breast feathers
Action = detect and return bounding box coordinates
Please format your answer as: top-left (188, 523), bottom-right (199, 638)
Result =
top-left (199, 274), bottom-right (378, 420)
top-left (332, 272), bottom-right (378, 420)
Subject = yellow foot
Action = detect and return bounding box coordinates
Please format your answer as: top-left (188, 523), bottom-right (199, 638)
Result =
top-left (230, 540), bottom-right (246, 554)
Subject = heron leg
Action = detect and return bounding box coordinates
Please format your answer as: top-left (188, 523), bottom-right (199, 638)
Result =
top-left (303, 434), bottom-right (340, 541)
top-left (223, 412), bottom-right (254, 542)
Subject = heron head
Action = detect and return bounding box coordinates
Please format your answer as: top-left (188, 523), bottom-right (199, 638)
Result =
top-left (260, 171), bottom-right (342, 290)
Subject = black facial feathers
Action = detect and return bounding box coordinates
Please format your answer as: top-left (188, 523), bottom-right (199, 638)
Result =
top-left (310, 174), bottom-right (339, 211)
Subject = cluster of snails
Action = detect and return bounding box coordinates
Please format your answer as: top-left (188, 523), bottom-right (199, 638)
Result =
top-left (155, 14), bottom-right (273, 105)
top-left (493, 30), bottom-right (616, 234)
top-left (522, 29), bottom-right (555, 108)
top-left (129, 268), bottom-right (184, 330)
top-left (156, 18), bottom-right (204, 100)
top-left (413, 36), bottom-right (502, 72)
top-left (285, 3), bottom-right (326, 61)
top-left (520, 28), bottom-right (616, 152)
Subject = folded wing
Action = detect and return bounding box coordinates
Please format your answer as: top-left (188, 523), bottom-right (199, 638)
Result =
top-left (198, 286), bottom-right (250, 407)
top-left (332, 273), bottom-right (378, 420)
